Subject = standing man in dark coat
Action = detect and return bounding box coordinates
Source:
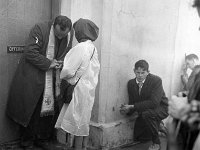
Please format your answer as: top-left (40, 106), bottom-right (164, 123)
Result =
top-left (120, 60), bottom-right (168, 150)
top-left (6, 15), bottom-right (73, 149)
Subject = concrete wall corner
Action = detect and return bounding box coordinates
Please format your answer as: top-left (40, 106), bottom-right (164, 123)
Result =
top-left (88, 115), bottom-right (137, 150)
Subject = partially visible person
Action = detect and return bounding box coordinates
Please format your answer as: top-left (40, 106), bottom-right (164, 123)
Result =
top-left (6, 15), bottom-right (73, 150)
top-left (120, 60), bottom-right (168, 150)
top-left (168, 57), bottom-right (200, 150)
top-left (168, 1), bottom-right (200, 149)
top-left (55, 18), bottom-right (100, 150)
top-left (169, 91), bottom-right (200, 150)
top-left (179, 54), bottom-right (200, 97)
top-left (179, 1), bottom-right (200, 150)
top-left (174, 54), bottom-right (199, 141)
top-left (169, 53), bottom-right (200, 150)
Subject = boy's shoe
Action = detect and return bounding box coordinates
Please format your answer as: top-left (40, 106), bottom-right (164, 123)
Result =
top-left (148, 143), bottom-right (161, 150)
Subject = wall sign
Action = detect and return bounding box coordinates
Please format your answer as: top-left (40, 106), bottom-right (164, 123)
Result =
top-left (7, 46), bottom-right (24, 53)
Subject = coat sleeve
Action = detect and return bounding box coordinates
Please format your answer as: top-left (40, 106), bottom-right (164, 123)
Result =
top-left (127, 80), bottom-right (135, 105)
top-left (134, 77), bottom-right (164, 112)
top-left (60, 47), bottom-right (84, 80)
top-left (24, 24), bottom-right (51, 71)
top-left (127, 80), bottom-right (136, 115)
top-left (67, 28), bottom-right (74, 50)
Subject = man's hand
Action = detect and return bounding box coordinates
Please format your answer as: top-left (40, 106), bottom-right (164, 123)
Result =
top-left (168, 95), bottom-right (188, 119)
top-left (178, 91), bottom-right (188, 97)
top-left (182, 100), bottom-right (200, 129)
top-left (49, 59), bottom-right (63, 69)
top-left (120, 104), bottom-right (134, 115)
top-left (181, 64), bottom-right (188, 85)
top-left (55, 60), bottom-right (63, 69)
top-left (49, 59), bottom-right (59, 69)
top-left (181, 74), bottom-right (188, 85)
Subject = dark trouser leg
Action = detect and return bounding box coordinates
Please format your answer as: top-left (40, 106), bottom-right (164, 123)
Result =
top-left (142, 111), bottom-right (161, 144)
top-left (49, 100), bottom-right (62, 141)
top-left (83, 136), bottom-right (89, 149)
top-left (74, 136), bottom-right (83, 150)
top-left (177, 122), bottom-right (199, 150)
top-left (20, 125), bottom-right (34, 147)
top-left (34, 99), bottom-right (60, 141)
top-left (22, 93), bottom-right (59, 143)
top-left (176, 122), bottom-right (189, 150)
top-left (19, 96), bottom-right (45, 147)
top-left (186, 130), bottom-right (199, 150)
top-left (134, 116), bottom-right (152, 142)
top-left (141, 107), bottom-right (168, 144)
top-left (31, 95), bottom-right (64, 150)
top-left (20, 94), bottom-right (62, 150)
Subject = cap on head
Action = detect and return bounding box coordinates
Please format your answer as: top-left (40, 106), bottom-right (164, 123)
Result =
top-left (73, 18), bottom-right (99, 42)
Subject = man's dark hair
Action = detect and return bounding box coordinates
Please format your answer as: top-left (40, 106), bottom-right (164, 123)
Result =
top-left (185, 54), bottom-right (199, 61)
top-left (134, 60), bottom-right (149, 71)
top-left (193, 0), bottom-right (200, 8)
top-left (53, 15), bottom-right (72, 31)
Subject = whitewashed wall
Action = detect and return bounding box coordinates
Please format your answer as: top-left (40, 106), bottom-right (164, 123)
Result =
top-left (60, 0), bottom-right (200, 148)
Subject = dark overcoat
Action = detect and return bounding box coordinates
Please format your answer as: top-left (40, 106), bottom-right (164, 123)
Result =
top-left (127, 73), bottom-right (169, 141)
top-left (6, 21), bottom-right (73, 127)
top-left (127, 73), bottom-right (168, 113)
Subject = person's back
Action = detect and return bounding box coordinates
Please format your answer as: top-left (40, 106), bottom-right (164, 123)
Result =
top-left (55, 18), bottom-right (100, 150)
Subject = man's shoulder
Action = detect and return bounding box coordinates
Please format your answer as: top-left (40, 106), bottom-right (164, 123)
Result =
top-left (128, 78), bottom-right (136, 86)
top-left (193, 65), bottom-right (200, 74)
top-left (128, 78), bottom-right (135, 83)
top-left (36, 21), bottom-right (51, 30)
top-left (30, 21), bottom-right (52, 38)
top-left (148, 73), bottom-right (162, 82)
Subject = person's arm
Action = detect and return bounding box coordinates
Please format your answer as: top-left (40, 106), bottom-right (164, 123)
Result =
top-left (181, 64), bottom-right (189, 89)
top-left (181, 74), bottom-right (188, 90)
top-left (24, 24), bottom-right (51, 71)
top-left (187, 67), bottom-right (200, 90)
top-left (60, 46), bottom-right (84, 80)
top-left (126, 80), bottom-right (136, 115)
top-left (67, 28), bottom-right (74, 51)
top-left (134, 77), bottom-right (164, 112)
top-left (61, 45), bottom-right (95, 82)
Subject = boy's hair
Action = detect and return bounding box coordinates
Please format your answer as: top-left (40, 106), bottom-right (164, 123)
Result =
top-left (134, 60), bottom-right (149, 71)
top-left (185, 54), bottom-right (199, 61)
top-left (193, 0), bottom-right (200, 8)
top-left (53, 15), bottom-right (72, 31)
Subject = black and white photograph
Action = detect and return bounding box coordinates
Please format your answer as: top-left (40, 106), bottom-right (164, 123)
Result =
top-left (1, 0), bottom-right (200, 150)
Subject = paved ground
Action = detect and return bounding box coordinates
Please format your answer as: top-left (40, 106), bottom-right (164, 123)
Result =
top-left (0, 137), bottom-right (167, 150)
top-left (114, 137), bottom-right (167, 150)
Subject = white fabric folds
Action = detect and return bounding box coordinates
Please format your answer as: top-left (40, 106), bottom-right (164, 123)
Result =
top-left (55, 40), bottom-right (100, 136)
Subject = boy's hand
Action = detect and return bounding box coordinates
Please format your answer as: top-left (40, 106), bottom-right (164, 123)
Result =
top-left (49, 59), bottom-right (59, 69)
top-left (120, 104), bottom-right (134, 115)
top-left (55, 60), bottom-right (63, 69)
